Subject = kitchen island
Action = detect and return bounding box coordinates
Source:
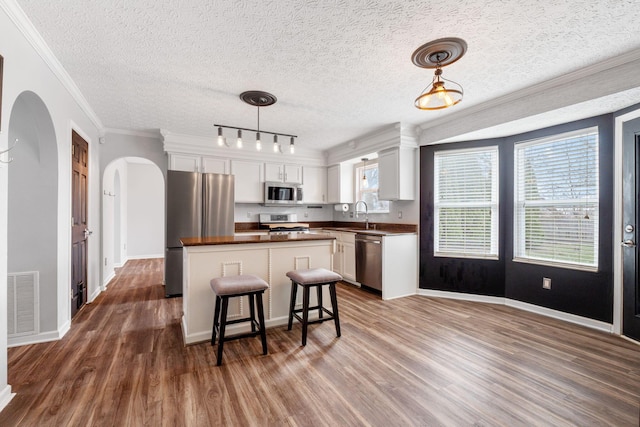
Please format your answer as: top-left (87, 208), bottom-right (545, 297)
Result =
top-left (180, 233), bottom-right (336, 344)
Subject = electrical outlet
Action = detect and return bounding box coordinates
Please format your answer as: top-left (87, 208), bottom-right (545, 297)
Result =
top-left (543, 277), bottom-right (551, 289)
top-left (104, 257), bottom-right (107, 266)
top-left (304, 212), bottom-right (309, 218)
top-left (398, 210), bottom-right (403, 219)
top-left (247, 212), bottom-right (252, 219)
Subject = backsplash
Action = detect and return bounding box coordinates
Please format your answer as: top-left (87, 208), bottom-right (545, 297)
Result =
top-left (234, 203), bottom-right (333, 223)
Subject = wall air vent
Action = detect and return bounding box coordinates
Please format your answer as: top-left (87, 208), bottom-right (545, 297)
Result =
top-left (7, 271), bottom-right (39, 337)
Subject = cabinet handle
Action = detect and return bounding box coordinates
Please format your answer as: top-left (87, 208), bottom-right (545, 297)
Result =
top-left (284, 172), bottom-right (288, 182)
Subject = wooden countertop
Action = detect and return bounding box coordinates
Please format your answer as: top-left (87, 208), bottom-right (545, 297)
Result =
top-left (180, 233), bottom-right (336, 246)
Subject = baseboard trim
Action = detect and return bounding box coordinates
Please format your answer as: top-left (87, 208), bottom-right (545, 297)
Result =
top-left (417, 289), bottom-right (505, 305)
top-left (8, 320), bottom-right (70, 348)
top-left (89, 286), bottom-right (102, 303)
top-left (505, 299), bottom-right (613, 333)
top-left (0, 385), bottom-right (15, 413)
top-left (102, 271), bottom-right (116, 290)
top-left (416, 289), bottom-right (613, 333)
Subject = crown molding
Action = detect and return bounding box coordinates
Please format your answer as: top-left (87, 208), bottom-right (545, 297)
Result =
top-left (326, 122), bottom-right (418, 165)
top-left (104, 127), bottom-right (161, 139)
top-left (0, 0), bottom-right (104, 132)
top-left (161, 130), bottom-right (326, 166)
top-left (417, 47), bottom-right (640, 145)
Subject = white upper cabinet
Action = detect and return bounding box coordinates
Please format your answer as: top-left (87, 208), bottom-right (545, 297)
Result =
top-left (231, 160), bottom-right (264, 203)
top-left (169, 154), bottom-right (230, 174)
top-left (327, 163), bottom-right (354, 204)
top-left (302, 166), bottom-right (328, 204)
top-left (202, 156), bottom-right (230, 174)
top-left (378, 147), bottom-right (415, 201)
top-left (265, 163), bottom-right (303, 184)
top-left (169, 153), bottom-right (200, 172)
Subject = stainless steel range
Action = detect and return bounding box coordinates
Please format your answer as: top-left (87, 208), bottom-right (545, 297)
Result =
top-left (259, 213), bottom-right (310, 235)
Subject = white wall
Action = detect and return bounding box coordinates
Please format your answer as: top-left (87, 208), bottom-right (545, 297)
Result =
top-left (7, 92), bottom-right (58, 335)
top-left (126, 162), bottom-right (164, 258)
top-left (0, 0), bottom-right (102, 410)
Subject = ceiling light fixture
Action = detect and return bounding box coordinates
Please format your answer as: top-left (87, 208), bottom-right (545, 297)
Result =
top-left (214, 91), bottom-right (297, 154)
top-left (412, 37), bottom-right (467, 110)
top-left (217, 127), bottom-right (227, 147)
top-left (361, 158), bottom-right (368, 186)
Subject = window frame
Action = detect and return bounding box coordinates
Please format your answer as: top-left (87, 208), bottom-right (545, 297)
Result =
top-left (513, 127), bottom-right (599, 272)
top-left (354, 160), bottom-right (389, 214)
top-left (433, 145), bottom-right (500, 260)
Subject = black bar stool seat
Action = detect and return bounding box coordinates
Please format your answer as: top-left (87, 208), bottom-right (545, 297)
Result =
top-left (286, 268), bottom-right (342, 346)
top-left (210, 274), bottom-right (269, 366)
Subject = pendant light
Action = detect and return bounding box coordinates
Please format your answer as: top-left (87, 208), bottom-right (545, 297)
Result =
top-left (217, 127), bottom-right (225, 146)
top-left (290, 137), bottom-right (295, 154)
top-left (412, 38), bottom-right (467, 111)
top-left (361, 158), bottom-right (368, 186)
top-left (214, 91), bottom-right (298, 154)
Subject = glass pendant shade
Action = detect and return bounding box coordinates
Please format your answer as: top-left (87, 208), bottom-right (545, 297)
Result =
top-left (256, 132), bottom-right (262, 151)
top-left (237, 129), bottom-right (243, 148)
top-left (290, 137), bottom-right (295, 154)
top-left (217, 127), bottom-right (224, 146)
top-left (415, 69), bottom-right (463, 110)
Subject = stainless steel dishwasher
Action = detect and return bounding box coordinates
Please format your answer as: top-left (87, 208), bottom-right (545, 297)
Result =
top-left (355, 234), bottom-right (382, 291)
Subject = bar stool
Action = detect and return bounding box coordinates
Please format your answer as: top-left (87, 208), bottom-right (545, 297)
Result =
top-left (286, 268), bottom-right (342, 346)
top-left (210, 274), bottom-right (269, 366)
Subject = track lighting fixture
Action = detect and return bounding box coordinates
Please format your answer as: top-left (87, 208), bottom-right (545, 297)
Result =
top-left (214, 91), bottom-right (297, 154)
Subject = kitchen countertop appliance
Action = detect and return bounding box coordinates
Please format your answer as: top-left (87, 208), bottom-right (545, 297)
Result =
top-left (259, 213), bottom-right (309, 234)
top-left (165, 170), bottom-right (234, 297)
top-left (356, 233), bottom-right (382, 292)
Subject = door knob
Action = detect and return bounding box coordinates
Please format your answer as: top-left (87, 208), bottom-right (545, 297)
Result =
top-left (621, 239), bottom-right (636, 248)
top-left (84, 229), bottom-right (93, 238)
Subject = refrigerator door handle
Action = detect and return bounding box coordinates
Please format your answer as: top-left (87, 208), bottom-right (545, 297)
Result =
top-left (202, 180), bottom-right (209, 236)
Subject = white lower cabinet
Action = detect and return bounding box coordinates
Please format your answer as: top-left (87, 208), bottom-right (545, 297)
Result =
top-left (330, 231), bottom-right (356, 282)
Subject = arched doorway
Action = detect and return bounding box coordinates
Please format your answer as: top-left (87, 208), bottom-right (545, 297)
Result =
top-left (7, 91), bottom-right (58, 342)
top-left (102, 157), bottom-right (164, 287)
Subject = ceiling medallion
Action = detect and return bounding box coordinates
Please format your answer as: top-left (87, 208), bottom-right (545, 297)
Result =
top-left (412, 37), bottom-right (467, 110)
top-left (239, 90), bottom-right (277, 107)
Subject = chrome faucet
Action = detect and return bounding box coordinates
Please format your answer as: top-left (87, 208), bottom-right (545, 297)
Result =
top-left (354, 200), bottom-right (369, 230)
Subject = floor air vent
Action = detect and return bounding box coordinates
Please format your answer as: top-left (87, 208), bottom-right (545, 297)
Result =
top-left (7, 271), bottom-right (39, 337)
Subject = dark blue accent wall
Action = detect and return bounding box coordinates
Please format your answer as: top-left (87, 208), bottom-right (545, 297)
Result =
top-left (420, 114), bottom-right (614, 322)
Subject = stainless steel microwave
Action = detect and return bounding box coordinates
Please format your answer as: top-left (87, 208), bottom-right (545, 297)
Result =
top-left (264, 182), bottom-right (303, 205)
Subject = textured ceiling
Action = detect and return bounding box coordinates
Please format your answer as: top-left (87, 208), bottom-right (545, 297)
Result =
top-left (14, 0), bottom-right (640, 151)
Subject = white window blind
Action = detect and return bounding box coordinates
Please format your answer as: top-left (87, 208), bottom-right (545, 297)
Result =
top-left (434, 146), bottom-right (499, 259)
top-left (514, 128), bottom-right (599, 270)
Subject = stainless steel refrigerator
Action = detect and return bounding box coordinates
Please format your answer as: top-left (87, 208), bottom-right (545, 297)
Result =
top-left (165, 170), bottom-right (234, 296)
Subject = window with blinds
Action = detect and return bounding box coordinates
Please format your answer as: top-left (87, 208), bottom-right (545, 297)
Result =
top-left (434, 146), bottom-right (499, 259)
top-left (514, 128), bottom-right (599, 271)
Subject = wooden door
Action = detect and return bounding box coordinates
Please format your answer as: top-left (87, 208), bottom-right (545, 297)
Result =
top-left (622, 118), bottom-right (640, 341)
top-left (71, 131), bottom-right (89, 318)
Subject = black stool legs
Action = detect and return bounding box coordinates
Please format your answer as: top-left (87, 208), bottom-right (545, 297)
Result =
top-left (287, 280), bottom-right (341, 346)
top-left (211, 290), bottom-right (267, 366)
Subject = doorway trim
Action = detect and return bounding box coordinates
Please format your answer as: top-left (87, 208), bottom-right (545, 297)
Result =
top-left (613, 108), bottom-right (640, 336)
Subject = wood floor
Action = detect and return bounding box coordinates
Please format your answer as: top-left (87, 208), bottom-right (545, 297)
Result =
top-left (1, 259), bottom-right (639, 426)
